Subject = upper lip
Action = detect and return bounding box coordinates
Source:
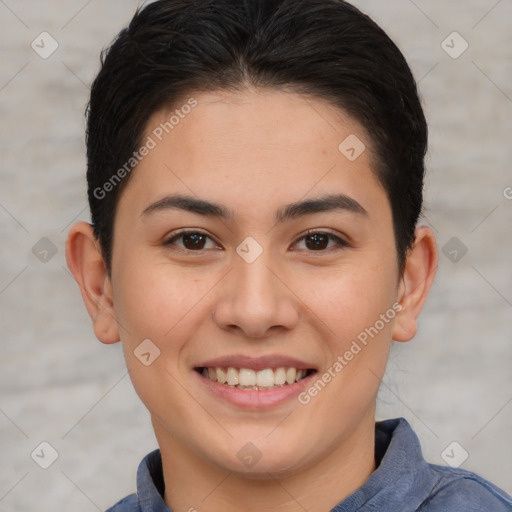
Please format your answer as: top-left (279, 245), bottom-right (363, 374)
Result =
top-left (195, 354), bottom-right (317, 371)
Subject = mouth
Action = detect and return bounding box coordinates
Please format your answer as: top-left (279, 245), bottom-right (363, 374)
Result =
top-left (194, 366), bottom-right (317, 391)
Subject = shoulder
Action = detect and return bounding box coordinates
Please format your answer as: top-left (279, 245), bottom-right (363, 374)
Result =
top-left (104, 493), bottom-right (138, 512)
top-left (103, 448), bottom-right (164, 512)
top-left (418, 464), bottom-right (512, 511)
top-left (374, 418), bottom-right (512, 511)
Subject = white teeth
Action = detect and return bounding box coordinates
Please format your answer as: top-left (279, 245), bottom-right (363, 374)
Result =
top-left (274, 367), bottom-right (286, 385)
top-left (216, 367), bottom-right (227, 384)
top-left (239, 368), bottom-right (256, 386)
top-left (226, 367), bottom-right (239, 386)
top-left (201, 366), bottom-right (310, 388)
top-left (256, 369), bottom-right (275, 388)
top-left (286, 367), bottom-right (297, 384)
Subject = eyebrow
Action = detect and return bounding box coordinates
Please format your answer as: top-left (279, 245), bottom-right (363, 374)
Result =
top-left (141, 193), bottom-right (368, 223)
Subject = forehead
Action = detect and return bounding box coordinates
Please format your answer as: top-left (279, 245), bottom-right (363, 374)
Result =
top-left (118, 89), bottom-right (389, 223)
top-left (146, 89), bottom-right (368, 161)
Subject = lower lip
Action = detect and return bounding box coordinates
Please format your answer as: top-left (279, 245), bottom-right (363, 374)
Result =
top-left (194, 370), bottom-right (317, 410)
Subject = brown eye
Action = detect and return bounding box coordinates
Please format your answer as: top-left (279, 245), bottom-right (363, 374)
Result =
top-left (294, 231), bottom-right (349, 252)
top-left (164, 230), bottom-right (218, 251)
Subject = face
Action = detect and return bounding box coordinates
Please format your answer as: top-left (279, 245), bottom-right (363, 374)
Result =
top-left (109, 89), bottom-right (402, 477)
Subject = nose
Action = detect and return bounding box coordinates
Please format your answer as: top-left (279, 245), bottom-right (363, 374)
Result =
top-left (212, 244), bottom-right (300, 339)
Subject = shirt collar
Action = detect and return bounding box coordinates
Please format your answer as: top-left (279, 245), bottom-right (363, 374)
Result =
top-left (134, 417), bottom-right (440, 512)
top-left (136, 448), bottom-right (168, 511)
top-left (331, 417), bottom-right (441, 511)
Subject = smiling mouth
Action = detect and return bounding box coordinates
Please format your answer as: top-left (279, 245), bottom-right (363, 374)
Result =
top-left (195, 366), bottom-right (317, 390)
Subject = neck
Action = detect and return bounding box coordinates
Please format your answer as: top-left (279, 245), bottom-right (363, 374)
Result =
top-left (153, 411), bottom-right (377, 512)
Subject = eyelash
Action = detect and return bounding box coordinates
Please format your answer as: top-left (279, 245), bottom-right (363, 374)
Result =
top-left (163, 229), bottom-right (350, 253)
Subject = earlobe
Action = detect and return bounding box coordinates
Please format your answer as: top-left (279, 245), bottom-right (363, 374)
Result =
top-left (65, 221), bottom-right (120, 344)
top-left (392, 226), bottom-right (438, 342)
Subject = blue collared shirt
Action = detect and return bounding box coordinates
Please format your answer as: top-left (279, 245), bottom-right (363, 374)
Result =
top-left (106, 417), bottom-right (512, 511)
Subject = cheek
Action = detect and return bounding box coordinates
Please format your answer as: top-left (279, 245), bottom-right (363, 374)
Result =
top-left (112, 254), bottom-right (194, 344)
top-left (112, 261), bottom-right (199, 415)
top-left (298, 270), bottom-right (396, 432)
top-left (298, 260), bottom-right (398, 339)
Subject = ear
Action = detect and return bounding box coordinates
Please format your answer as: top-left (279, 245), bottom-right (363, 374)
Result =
top-left (65, 221), bottom-right (120, 344)
top-left (392, 226), bottom-right (438, 342)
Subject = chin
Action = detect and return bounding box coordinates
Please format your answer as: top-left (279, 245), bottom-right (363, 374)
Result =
top-left (209, 436), bottom-right (314, 479)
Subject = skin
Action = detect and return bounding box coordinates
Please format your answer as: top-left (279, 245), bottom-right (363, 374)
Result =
top-left (66, 89), bottom-right (437, 512)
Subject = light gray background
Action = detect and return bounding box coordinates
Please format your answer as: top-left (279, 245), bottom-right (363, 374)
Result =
top-left (1, 1), bottom-right (511, 510)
